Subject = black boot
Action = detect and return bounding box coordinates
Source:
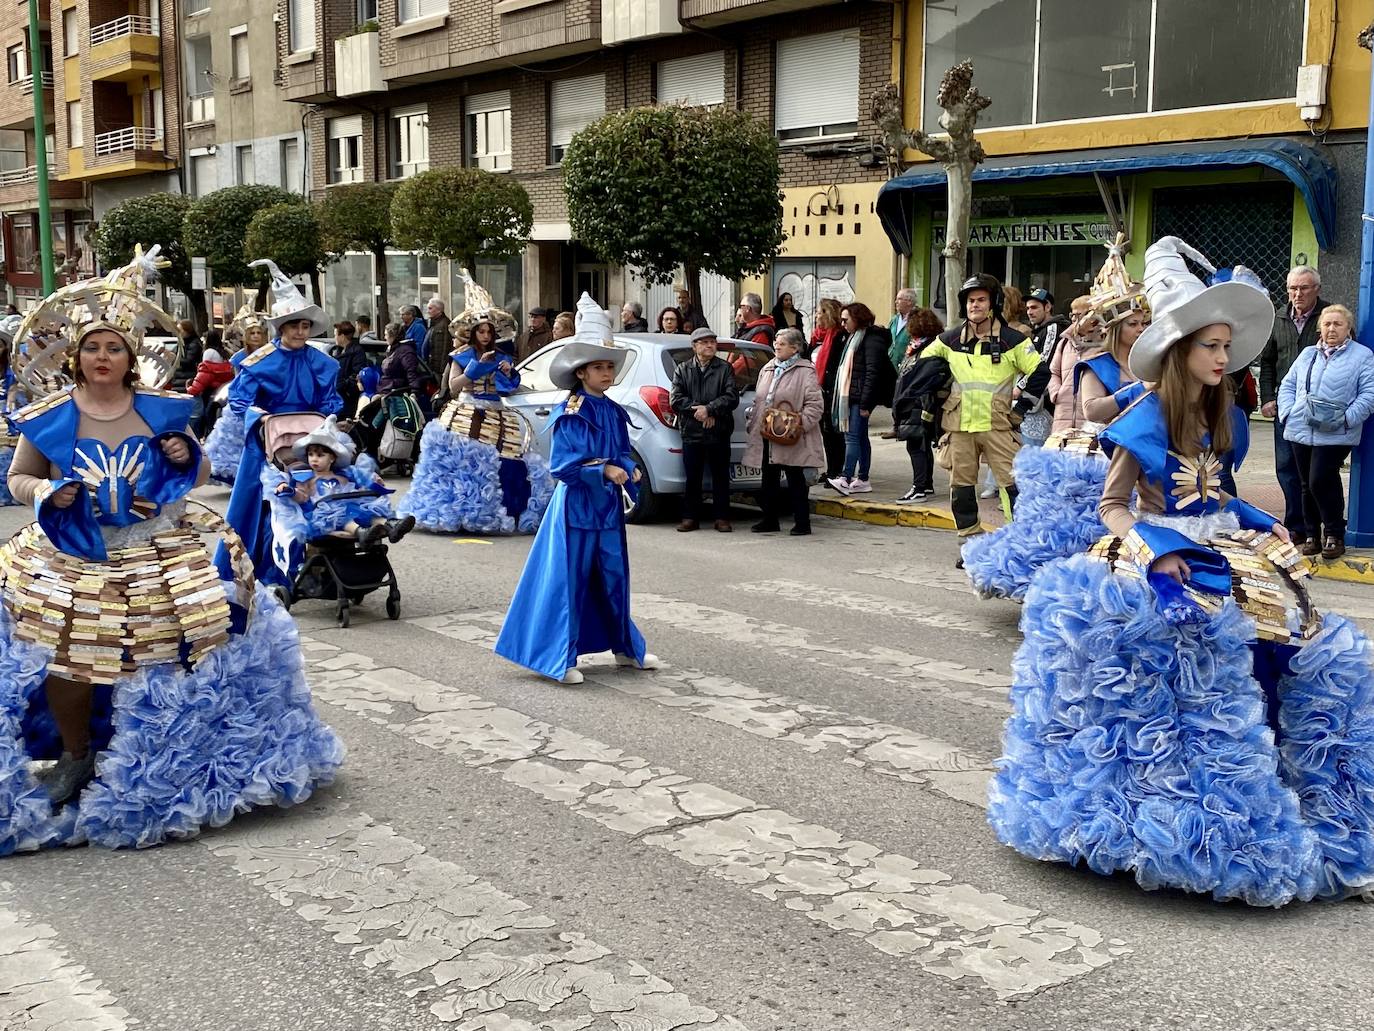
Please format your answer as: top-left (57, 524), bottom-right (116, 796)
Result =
top-left (388, 514), bottom-right (417, 543)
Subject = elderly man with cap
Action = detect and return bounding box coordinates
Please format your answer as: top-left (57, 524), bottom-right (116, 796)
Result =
top-left (669, 326), bottom-right (740, 532)
top-left (521, 306), bottom-right (554, 360)
top-left (495, 294), bottom-right (659, 685)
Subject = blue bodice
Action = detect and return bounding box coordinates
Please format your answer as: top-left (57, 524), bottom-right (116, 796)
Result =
top-left (71, 435), bottom-right (158, 527)
top-left (452, 348), bottom-right (519, 402)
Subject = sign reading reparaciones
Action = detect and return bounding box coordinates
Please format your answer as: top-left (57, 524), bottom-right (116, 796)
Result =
top-left (934, 216), bottom-right (1115, 248)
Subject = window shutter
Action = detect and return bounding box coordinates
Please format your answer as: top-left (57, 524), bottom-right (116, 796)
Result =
top-left (399, 0), bottom-right (445, 21)
top-left (775, 30), bottom-right (860, 133)
top-left (550, 75), bottom-right (605, 147)
top-left (328, 114), bottom-right (363, 140)
top-left (656, 52), bottom-right (725, 106)
top-left (467, 90), bottom-right (510, 116)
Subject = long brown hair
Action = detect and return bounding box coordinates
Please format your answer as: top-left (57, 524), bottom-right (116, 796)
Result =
top-left (816, 298), bottom-right (841, 331)
top-left (1157, 329), bottom-right (1233, 457)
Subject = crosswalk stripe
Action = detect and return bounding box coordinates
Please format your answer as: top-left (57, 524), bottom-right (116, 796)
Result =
top-left (205, 804), bottom-right (744, 1029)
top-left (855, 564), bottom-right (980, 598)
top-left (410, 611), bottom-right (993, 810)
top-left (630, 593), bottom-right (1012, 711)
top-left (301, 637), bottom-right (1128, 1001)
top-left (0, 884), bottom-right (135, 1030)
top-left (733, 578), bottom-right (997, 637)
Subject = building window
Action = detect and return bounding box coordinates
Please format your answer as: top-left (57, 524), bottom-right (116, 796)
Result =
top-left (230, 26), bottom-right (249, 81)
top-left (357, 0), bottom-right (378, 21)
top-left (0, 130), bottom-right (23, 173)
top-left (62, 9), bottom-right (78, 58)
top-left (465, 90), bottom-right (510, 172)
top-left (398, 0), bottom-right (444, 23)
top-left (549, 74), bottom-right (604, 165)
top-left (924, 0), bottom-right (1304, 130)
top-left (327, 115), bottom-right (363, 184)
top-left (65, 101), bottom-right (80, 150)
top-left (185, 0), bottom-right (210, 13)
top-left (281, 138), bottom-right (302, 192)
top-left (388, 104), bottom-right (428, 179)
top-left (6, 45), bottom-right (26, 84)
top-left (190, 152), bottom-right (217, 198)
top-left (236, 144), bottom-right (254, 184)
top-left (186, 35), bottom-right (213, 97)
top-left (656, 52), bottom-right (725, 107)
top-left (288, 0), bottom-right (314, 53)
top-left (775, 30), bottom-right (859, 142)
top-left (10, 214), bottom-right (36, 273)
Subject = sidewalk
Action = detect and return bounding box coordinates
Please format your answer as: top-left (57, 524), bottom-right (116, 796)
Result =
top-left (810, 411), bottom-right (1374, 585)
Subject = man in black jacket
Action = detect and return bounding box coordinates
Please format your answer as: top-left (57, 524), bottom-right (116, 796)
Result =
top-left (670, 327), bottom-right (740, 532)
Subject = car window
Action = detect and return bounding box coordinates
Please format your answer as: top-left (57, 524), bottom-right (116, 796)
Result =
top-left (662, 342), bottom-right (773, 393)
top-left (516, 344), bottom-right (638, 392)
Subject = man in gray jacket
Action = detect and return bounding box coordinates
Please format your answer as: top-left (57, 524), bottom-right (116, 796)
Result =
top-left (1258, 265), bottom-right (1328, 545)
top-left (669, 327), bottom-right (740, 533)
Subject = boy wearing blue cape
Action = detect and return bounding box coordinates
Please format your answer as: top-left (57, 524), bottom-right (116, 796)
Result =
top-left (494, 295), bottom-right (659, 684)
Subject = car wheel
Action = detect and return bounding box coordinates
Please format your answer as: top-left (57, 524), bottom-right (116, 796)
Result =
top-left (622, 451), bottom-right (664, 524)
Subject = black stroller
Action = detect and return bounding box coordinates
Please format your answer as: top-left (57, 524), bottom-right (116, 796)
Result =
top-left (285, 490), bottom-right (401, 628)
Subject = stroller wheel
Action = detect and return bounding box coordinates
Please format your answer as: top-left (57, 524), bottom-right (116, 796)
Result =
top-left (271, 585), bottom-right (292, 611)
top-left (336, 602), bottom-right (350, 628)
top-left (386, 595), bottom-right (401, 620)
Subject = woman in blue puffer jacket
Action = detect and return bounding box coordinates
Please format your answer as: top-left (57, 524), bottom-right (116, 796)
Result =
top-left (1278, 303), bottom-right (1374, 559)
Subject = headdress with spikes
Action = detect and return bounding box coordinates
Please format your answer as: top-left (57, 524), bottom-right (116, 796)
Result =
top-left (11, 243), bottom-right (181, 397)
top-left (450, 268), bottom-right (518, 342)
top-left (232, 303), bottom-right (271, 340)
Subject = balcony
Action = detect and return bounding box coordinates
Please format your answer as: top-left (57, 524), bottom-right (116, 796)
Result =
top-left (67, 124), bottom-right (172, 181)
top-left (335, 30), bottom-right (383, 97)
top-left (679, 0), bottom-right (836, 27)
top-left (14, 72), bottom-right (54, 94)
top-left (186, 91), bottom-right (214, 125)
top-left (602, 0), bottom-right (681, 44)
top-left (0, 164), bottom-right (84, 211)
top-left (88, 15), bottom-right (162, 84)
top-left (94, 126), bottom-right (161, 156)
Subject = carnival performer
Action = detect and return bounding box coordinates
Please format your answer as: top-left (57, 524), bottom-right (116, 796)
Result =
top-left (0, 339), bottom-right (18, 506)
top-left (203, 305), bottom-right (273, 485)
top-left (494, 294), bottom-right (659, 684)
top-left (962, 244), bottom-right (1149, 600)
top-left (399, 270), bottom-right (553, 535)
top-left (0, 247), bottom-right (341, 852)
top-left (217, 261), bottom-right (342, 592)
top-left (989, 236), bottom-right (1374, 907)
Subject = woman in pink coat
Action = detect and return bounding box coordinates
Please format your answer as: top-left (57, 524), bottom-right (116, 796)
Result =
top-left (745, 328), bottom-right (824, 536)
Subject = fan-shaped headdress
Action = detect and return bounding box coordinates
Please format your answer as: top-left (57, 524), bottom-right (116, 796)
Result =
top-left (450, 268), bottom-right (518, 342)
top-left (1070, 233), bottom-right (1150, 339)
top-left (232, 303), bottom-right (271, 341)
top-left (11, 243), bottom-right (181, 398)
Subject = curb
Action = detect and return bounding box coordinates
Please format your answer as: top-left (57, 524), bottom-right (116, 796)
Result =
top-left (809, 496), bottom-right (1374, 586)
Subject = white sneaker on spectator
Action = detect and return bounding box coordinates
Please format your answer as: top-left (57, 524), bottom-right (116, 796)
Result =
top-left (915, 489), bottom-right (933, 500)
top-left (615, 652), bottom-right (661, 670)
top-left (826, 476), bottom-right (853, 495)
top-left (847, 479), bottom-right (873, 494)
top-left (978, 485), bottom-right (998, 499)
top-left (896, 486), bottom-right (921, 503)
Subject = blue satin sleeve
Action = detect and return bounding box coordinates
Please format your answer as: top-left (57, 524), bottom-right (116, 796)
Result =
top-left (35, 479), bottom-right (106, 561)
top-left (137, 432), bottom-right (203, 506)
top-left (1129, 522), bottom-right (1233, 598)
top-left (494, 366), bottom-right (520, 393)
top-left (1224, 497), bottom-right (1278, 532)
top-left (551, 415), bottom-right (620, 528)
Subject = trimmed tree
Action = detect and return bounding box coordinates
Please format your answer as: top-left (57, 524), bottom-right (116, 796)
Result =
top-left (245, 202), bottom-right (330, 307)
top-left (92, 192), bottom-right (205, 325)
top-left (318, 181), bottom-right (397, 326)
top-left (563, 104), bottom-right (784, 312)
top-left (184, 185), bottom-right (304, 307)
top-left (391, 167), bottom-right (532, 276)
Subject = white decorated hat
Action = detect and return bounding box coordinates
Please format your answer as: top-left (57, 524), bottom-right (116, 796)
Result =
top-left (549, 293), bottom-right (628, 390)
top-left (249, 258), bottom-right (331, 338)
top-left (290, 414), bottom-right (356, 465)
top-left (1128, 236), bottom-right (1274, 381)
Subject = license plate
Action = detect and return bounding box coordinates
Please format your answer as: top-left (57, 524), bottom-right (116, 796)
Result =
top-left (731, 463), bottom-right (761, 480)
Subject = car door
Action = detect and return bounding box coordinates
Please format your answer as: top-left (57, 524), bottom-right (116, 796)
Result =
top-left (508, 343), bottom-right (568, 461)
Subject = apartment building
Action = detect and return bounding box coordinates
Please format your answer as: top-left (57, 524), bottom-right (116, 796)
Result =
top-left (277, 0), bottom-right (902, 329)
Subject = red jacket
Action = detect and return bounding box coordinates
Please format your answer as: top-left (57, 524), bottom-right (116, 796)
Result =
top-left (186, 359), bottom-right (233, 397)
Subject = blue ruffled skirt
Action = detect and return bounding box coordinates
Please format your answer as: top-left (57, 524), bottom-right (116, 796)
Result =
top-left (962, 442), bottom-right (1108, 601)
top-left (0, 585), bottom-right (343, 853)
top-left (990, 554), bottom-right (1374, 906)
top-left (398, 420), bottom-right (555, 535)
top-left (204, 408), bottom-right (245, 486)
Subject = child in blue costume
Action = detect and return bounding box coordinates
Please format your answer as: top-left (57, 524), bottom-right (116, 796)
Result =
top-left (494, 295), bottom-right (658, 685)
top-left (400, 271), bottom-right (553, 534)
top-left (203, 305), bottom-right (272, 485)
top-left (217, 260), bottom-right (342, 592)
top-left (0, 250), bottom-right (341, 852)
top-left (990, 238), bottom-right (1374, 907)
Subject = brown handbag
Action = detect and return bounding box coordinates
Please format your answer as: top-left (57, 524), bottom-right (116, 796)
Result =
top-left (761, 400), bottom-right (803, 446)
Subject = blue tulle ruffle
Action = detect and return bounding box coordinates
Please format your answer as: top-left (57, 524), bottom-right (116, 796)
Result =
top-left (204, 409), bottom-right (245, 485)
top-left (0, 585), bottom-right (343, 853)
top-left (989, 553), bottom-right (1374, 906)
top-left (0, 446), bottom-right (16, 506)
top-left (962, 445), bottom-right (1108, 601)
top-left (398, 421), bottom-right (549, 535)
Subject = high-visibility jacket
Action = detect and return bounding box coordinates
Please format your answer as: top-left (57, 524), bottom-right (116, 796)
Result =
top-left (921, 321), bottom-right (1048, 434)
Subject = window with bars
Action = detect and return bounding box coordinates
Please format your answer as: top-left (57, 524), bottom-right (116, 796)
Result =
top-left (388, 105), bottom-right (429, 179)
top-left (1151, 183), bottom-right (1296, 302)
top-left (549, 74), bottom-right (604, 164)
top-left (466, 91), bottom-right (511, 172)
top-left (775, 30), bottom-right (860, 142)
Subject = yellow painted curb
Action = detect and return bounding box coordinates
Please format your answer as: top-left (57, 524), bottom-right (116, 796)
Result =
top-left (809, 497), bottom-right (1374, 585)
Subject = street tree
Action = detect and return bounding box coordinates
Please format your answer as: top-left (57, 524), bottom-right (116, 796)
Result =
top-left (317, 181), bottom-right (398, 325)
top-left (184, 185), bottom-right (304, 307)
top-left (562, 104), bottom-right (784, 311)
top-left (873, 63), bottom-right (991, 316)
top-left (391, 167), bottom-right (532, 276)
top-left (245, 202), bottom-right (330, 307)
top-left (92, 193), bottom-right (206, 325)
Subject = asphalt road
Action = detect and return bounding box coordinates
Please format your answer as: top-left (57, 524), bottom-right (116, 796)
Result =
top-left (4, 487), bottom-right (1374, 1031)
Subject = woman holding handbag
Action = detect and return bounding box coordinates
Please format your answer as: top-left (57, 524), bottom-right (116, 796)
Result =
top-left (745, 328), bottom-right (824, 536)
top-left (1277, 304), bottom-right (1374, 559)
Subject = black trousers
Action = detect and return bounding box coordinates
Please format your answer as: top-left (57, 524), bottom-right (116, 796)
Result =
top-left (1274, 418), bottom-right (1309, 536)
top-left (683, 439), bottom-right (731, 521)
top-left (1290, 441), bottom-right (1351, 539)
top-left (906, 435), bottom-right (934, 492)
top-left (760, 443), bottom-right (810, 529)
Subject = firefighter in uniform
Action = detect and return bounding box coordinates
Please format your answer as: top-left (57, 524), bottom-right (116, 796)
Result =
top-left (918, 274), bottom-right (1050, 539)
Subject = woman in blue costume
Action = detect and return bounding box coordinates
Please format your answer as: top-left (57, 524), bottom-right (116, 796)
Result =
top-left (963, 242), bottom-right (1149, 600)
top-left (400, 270), bottom-right (553, 535)
top-left (0, 338), bottom-right (19, 507)
top-left (990, 237), bottom-right (1374, 907)
top-left (0, 249), bottom-right (341, 853)
top-left (495, 295), bottom-right (658, 685)
top-left (217, 260), bottom-right (342, 592)
top-left (202, 305), bottom-right (272, 485)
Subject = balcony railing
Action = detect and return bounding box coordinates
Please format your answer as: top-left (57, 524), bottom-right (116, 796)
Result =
top-left (90, 15), bottom-right (161, 46)
top-left (0, 165), bottom-right (37, 186)
top-left (14, 72), bottom-right (54, 93)
top-left (186, 92), bottom-right (214, 123)
top-left (94, 126), bottom-right (162, 156)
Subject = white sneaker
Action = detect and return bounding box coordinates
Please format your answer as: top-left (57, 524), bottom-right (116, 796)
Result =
top-left (847, 479), bottom-right (873, 494)
top-left (826, 476), bottom-right (853, 495)
top-left (560, 668), bottom-right (584, 685)
top-left (615, 652), bottom-right (661, 670)
top-left (979, 486), bottom-right (998, 499)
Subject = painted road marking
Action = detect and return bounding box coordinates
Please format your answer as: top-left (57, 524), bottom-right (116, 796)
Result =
top-left (0, 884), bottom-right (135, 1031)
top-left (301, 637), bottom-right (1127, 1001)
top-left (855, 564), bottom-right (980, 598)
top-left (734, 578), bottom-right (996, 637)
top-left (206, 804), bottom-right (744, 1030)
top-left (411, 611), bottom-right (993, 810)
